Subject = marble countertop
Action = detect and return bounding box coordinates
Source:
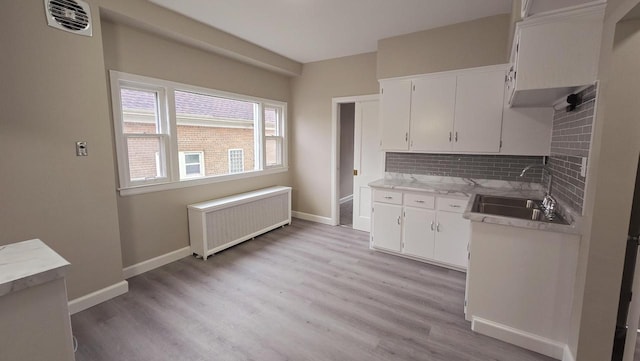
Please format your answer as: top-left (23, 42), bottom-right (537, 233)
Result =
top-left (0, 239), bottom-right (70, 297)
top-left (369, 173), bottom-right (583, 235)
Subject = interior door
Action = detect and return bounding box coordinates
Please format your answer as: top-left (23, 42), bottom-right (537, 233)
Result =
top-left (353, 100), bottom-right (383, 232)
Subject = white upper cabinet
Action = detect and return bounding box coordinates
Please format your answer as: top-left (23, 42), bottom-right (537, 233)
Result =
top-left (522, 0), bottom-right (596, 18)
top-left (453, 69), bottom-right (506, 153)
top-left (509, 3), bottom-right (605, 107)
top-left (380, 65), bottom-right (507, 154)
top-left (380, 79), bottom-right (412, 150)
top-left (410, 75), bottom-right (457, 152)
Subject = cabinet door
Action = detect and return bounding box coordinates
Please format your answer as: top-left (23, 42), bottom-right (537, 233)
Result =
top-left (403, 207), bottom-right (436, 259)
top-left (380, 80), bottom-right (411, 151)
top-left (410, 75), bottom-right (456, 152)
top-left (434, 211), bottom-right (470, 269)
top-left (453, 70), bottom-right (505, 153)
top-left (371, 203), bottom-right (403, 252)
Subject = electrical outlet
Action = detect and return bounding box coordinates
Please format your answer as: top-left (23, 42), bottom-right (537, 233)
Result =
top-left (76, 141), bottom-right (88, 156)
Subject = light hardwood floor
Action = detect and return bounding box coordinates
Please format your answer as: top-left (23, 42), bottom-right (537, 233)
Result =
top-left (71, 219), bottom-right (554, 361)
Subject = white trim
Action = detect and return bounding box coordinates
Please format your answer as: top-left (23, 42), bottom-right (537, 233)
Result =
top-left (378, 64), bottom-right (509, 82)
top-left (122, 246), bottom-right (192, 279)
top-left (110, 70), bottom-right (288, 194)
top-left (292, 211), bottom-right (334, 225)
top-left (339, 194), bottom-right (353, 204)
top-left (562, 345), bottom-right (576, 361)
top-left (521, 1), bottom-right (606, 24)
top-left (471, 317), bottom-right (565, 360)
top-left (119, 166), bottom-right (288, 196)
top-left (68, 281), bottom-right (129, 315)
top-left (331, 94), bottom-right (379, 227)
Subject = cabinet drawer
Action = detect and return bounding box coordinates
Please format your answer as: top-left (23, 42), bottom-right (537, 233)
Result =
top-left (437, 197), bottom-right (469, 213)
top-left (373, 190), bottom-right (402, 205)
top-left (403, 193), bottom-right (435, 209)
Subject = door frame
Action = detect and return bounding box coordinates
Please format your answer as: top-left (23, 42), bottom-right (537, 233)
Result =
top-left (330, 94), bottom-right (379, 226)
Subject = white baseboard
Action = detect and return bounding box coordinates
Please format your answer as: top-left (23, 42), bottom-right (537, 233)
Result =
top-left (292, 211), bottom-right (335, 225)
top-left (562, 345), bottom-right (575, 361)
top-left (123, 246), bottom-right (192, 279)
top-left (339, 195), bottom-right (353, 204)
top-left (472, 317), bottom-right (565, 360)
top-left (68, 281), bottom-right (128, 315)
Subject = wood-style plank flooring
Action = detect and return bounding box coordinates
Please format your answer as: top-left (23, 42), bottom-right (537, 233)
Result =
top-left (71, 219), bottom-right (554, 361)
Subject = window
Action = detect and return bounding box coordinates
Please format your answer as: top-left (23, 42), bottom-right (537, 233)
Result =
top-left (110, 71), bottom-right (287, 195)
top-left (264, 105), bottom-right (285, 167)
top-left (179, 151), bottom-right (205, 179)
top-left (118, 87), bottom-right (169, 184)
top-left (175, 90), bottom-right (257, 178)
top-left (228, 149), bottom-right (244, 173)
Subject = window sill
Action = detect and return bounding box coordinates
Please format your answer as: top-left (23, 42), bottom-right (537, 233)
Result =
top-left (118, 167), bottom-right (288, 196)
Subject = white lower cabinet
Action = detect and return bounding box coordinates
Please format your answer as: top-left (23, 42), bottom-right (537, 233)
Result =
top-left (403, 207), bottom-right (436, 259)
top-left (371, 189), bottom-right (470, 271)
top-left (433, 210), bottom-right (470, 268)
top-left (371, 203), bottom-right (402, 252)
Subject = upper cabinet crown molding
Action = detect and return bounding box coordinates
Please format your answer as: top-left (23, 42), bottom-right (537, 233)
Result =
top-left (508, 2), bottom-right (605, 107)
top-left (521, 0), bottom-right (606, 19)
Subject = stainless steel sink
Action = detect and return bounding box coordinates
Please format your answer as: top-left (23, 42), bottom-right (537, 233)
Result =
top-left (472, 194), bottom-right (569, 225)
top-left (474, 195), bottom-right (540, 209)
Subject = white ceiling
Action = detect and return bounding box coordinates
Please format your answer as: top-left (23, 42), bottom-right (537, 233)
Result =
top-left (148, 0), bottom-right (513, 63)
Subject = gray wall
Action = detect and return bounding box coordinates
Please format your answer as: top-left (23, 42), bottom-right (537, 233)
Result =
top-left (290, 53), bottom-right (379, 217)
top-left (0, 0), bottom-right (124, 299)
top-left (568, 1), bottom-right (640, 358)
top-left (102, 21), bottom-right (292, 267)
top-left (339, 103), bottom-right (355, 199)
top-left (377, 14), bottom-right (510, 79)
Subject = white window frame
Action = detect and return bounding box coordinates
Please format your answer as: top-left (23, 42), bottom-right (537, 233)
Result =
top-left (112, 83), bottom-right (171, 186)
top-left (110, 71), bottom-right (288, 196)
top-left (263, 104), bottom-right (286, 169)
top-left (179, 151), bottom-right (205, 179)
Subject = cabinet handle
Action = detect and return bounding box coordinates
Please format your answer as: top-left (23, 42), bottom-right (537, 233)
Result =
top-left (449, 204), bottom-right (461, 208)
top-left (436, 223), bottom-right (441, 232)
top-left (415, 200), bottom-right (425, 204)
top-left (397, 216), bottom-right (401, 225)
top-left (430, 221), bottom-right (435, 231)
top-left (449, 132), bottom-right (452, 142)
top-left (384, 196), bottom-right (393, 200)
top-left (455, 132), bottom-right (458, 142)
top-left (405, 132), bottom-right (408, 142)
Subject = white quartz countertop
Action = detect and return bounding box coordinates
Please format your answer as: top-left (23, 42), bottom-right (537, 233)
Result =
top-left (0, 239), bottom-right (70, 297)
top-left (369, 174), bottom-right (583, 235)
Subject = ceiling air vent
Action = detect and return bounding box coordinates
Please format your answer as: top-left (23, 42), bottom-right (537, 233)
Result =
top-left (44, 0), bottom-right (92, 37)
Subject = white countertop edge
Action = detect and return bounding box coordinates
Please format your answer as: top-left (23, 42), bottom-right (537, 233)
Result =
top-left (368, 176), bottom-right (583, 235)
top-left (0, 239), bottom-right (71, 297)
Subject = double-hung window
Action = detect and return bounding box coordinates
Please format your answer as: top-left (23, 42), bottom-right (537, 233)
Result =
top-left (264, 105), bottom-right (285, 168)
top-left (110, 71), bottom-right (287, 195)
top-left (117, 86), bottom-right (170, 185)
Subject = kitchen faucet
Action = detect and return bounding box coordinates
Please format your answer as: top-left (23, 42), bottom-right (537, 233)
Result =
top-left (520, 164), bottom-right (557, 218)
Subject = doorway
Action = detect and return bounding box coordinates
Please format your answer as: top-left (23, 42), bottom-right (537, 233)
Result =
top-left (330, 95), bottom-right (382, 232)
top-left (338, 103), bottom-right (355, 228)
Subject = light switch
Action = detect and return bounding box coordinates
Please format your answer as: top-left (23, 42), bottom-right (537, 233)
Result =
top-left (76, 141), bottom-right (88, 156)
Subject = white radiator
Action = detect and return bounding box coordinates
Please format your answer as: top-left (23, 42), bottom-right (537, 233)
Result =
top-left (187, 186), bottom-right (291, 260)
